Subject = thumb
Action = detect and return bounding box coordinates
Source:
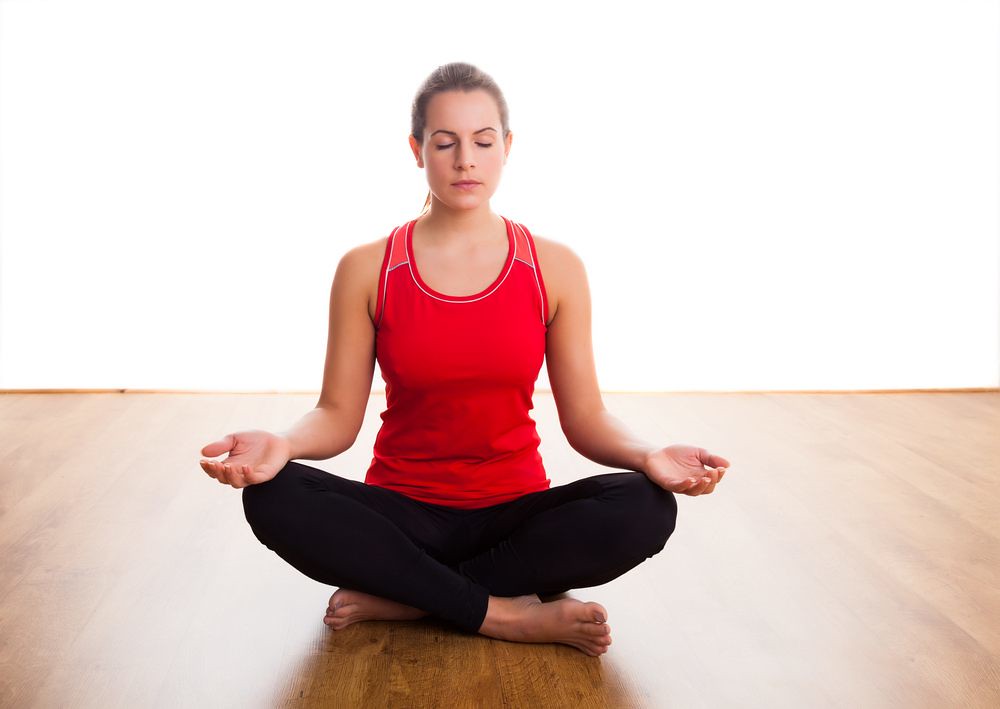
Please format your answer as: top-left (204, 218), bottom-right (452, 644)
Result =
top-left (699, 449), bottom-right (730, 470)
top-left (201, 434), bottom-right (236, 458)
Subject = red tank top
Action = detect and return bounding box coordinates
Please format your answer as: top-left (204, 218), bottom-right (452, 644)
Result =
top-left (364, 215), bottom-right (552, 509)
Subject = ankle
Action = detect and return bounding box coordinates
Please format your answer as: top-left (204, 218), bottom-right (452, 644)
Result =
top-left (478, 594), bottom-right (537, 635)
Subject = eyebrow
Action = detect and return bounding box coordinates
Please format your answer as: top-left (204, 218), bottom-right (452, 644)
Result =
top-left (429, 127), bottom-right (498, 137)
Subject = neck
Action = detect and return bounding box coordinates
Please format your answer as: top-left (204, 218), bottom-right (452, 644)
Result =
top-left (417, 203), bottom-right (501, 246)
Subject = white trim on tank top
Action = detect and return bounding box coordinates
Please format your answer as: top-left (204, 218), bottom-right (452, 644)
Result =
top-left (380, 217), bottom-right (546, 327)
top-left (405, 216), bottom-right (515, 305)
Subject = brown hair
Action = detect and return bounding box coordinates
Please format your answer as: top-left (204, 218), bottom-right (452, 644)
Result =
top-left (411, 62), bottom-right (511, 215)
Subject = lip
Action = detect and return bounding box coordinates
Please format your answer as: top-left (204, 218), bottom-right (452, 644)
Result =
top-left (451, 180), bottom-right (481, 186)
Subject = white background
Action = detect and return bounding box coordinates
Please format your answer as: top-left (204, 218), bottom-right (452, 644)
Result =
top-left (1, 0), bottom-right (997, 392)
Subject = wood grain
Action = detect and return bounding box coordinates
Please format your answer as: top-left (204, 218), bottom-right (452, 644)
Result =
top-left (0, 391), bottom-right (997, 708)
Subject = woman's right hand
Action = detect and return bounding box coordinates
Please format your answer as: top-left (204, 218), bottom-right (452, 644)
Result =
top-left (199, 430), bottom-right (291, 489)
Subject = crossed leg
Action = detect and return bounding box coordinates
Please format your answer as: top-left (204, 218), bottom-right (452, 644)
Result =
top-left (243, 464), bottom-right (677, 657)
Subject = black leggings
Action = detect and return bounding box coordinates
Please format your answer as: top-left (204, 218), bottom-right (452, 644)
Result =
top-left (242, 461), bottom-right (678, 634)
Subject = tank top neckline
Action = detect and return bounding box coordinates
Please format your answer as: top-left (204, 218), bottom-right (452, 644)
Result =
top-left (405, 215), bottom-right (516, 303)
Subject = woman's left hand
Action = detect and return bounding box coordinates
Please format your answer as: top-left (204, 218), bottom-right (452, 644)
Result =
top-left (642, 444), bottom-right (731, 496)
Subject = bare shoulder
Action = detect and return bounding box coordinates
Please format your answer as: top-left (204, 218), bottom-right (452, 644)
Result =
top-left (336, 236), bottom-right (388, 325)
top-left (530, 233), bottom-right (588, 325)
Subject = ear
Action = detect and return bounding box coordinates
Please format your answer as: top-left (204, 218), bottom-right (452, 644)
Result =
top-left (504, 131), bottom-right (513, 163)
top-left (409, 134), bottom-right (423, 167)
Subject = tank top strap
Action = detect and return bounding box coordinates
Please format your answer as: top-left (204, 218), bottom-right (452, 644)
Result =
top-left (374, 223), bottom-right (409, 330)
top-left (507, 219), bottom-right (550, 328)
top-left (506, 216), bottom-right (532, 264)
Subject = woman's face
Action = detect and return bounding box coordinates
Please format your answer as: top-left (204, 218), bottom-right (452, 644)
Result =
top-left (410, 89), bottom-right (512, 211)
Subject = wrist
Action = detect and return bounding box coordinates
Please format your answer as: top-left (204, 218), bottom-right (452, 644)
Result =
top-left (639, 447), bottom-right (658, 474)
top-left (275, 432), bottom-right (295, 461)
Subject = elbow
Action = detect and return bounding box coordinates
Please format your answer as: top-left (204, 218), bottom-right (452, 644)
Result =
top-left (317, 404), bottom-right (365, 451)
top-left (561, 406), bottom-right (606, 450)
top-left (341, 417), bottom-right (365, 450)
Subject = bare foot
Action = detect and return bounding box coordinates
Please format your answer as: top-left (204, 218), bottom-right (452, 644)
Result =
top-left (324, 588), bottom-right (430, 630)
top-left (478, 594), bottom-right (612, 657)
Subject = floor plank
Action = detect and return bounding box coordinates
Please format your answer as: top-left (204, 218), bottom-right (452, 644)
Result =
top-left (1, 391), bottom-right (998, 707)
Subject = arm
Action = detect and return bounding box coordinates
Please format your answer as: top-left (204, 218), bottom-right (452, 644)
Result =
top-left (279, 243), bottom-right (378, 461)
top-left (541, 237), bottom-right (733, 496)
top-left (561, 408), bottom-right (657, 474)
top-left (278, 407), bottom-right (360, 461)
top-left (540, 239), bottom-right (656, 474)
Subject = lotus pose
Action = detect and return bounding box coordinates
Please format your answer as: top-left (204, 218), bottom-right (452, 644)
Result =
top-left (200, 62), bottom-right (731, 657)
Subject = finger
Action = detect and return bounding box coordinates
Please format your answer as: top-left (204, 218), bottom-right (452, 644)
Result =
top-left (680, 475), bottom-right (706, 491)
top-left (688, 473), bottom-right (715, 496)
top-left (230, 463), bottom-right (251, 489)
top-left (232, 464), bottom-right (250, 489)
top-left (201, 460), bottom-right (219, 480)
top-left (702, 468), bottom-right (721, 494)
top-left (210, 460), bottom-right (226, 481)
top-left (668, 478), bottom-right (697, 493)
top-left (676, 475), bottom-right (708, 494)
top-left (689, 480), bottom-right (710, 496)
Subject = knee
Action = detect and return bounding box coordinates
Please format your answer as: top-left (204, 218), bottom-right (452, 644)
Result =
top-left (241, 460), bottom-right (302, 536)
top-left (617, 472), bottom-right (678, 558)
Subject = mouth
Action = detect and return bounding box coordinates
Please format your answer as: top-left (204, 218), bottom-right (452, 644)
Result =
top-left (452, 181), bottom-right (481, 186)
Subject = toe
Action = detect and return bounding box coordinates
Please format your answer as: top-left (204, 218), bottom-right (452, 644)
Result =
top-left (587, 603), bottom-right (608, 623)
top-left (574, 642), bottom-right (599, 657)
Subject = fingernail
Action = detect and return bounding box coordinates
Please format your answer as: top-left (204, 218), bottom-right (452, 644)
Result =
top-left (596, 614), bottom-right (605, 623)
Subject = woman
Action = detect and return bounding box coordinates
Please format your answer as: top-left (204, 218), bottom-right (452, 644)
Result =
top-left (199, 62), bottom-right (731, 658)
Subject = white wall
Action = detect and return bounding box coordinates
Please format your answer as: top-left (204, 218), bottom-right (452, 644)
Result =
top-left (1, 0), bottom-right (997, 393)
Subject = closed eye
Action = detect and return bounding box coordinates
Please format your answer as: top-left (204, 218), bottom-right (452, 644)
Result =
top-left (436, 143), bottom-right (493, 150)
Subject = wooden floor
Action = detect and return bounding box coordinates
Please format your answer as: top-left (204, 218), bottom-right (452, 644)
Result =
top-left (1, 391), bottom-right (998, 708)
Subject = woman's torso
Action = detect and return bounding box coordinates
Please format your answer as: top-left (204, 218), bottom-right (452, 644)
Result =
top-left (360, 214), bottom-right (559, 509)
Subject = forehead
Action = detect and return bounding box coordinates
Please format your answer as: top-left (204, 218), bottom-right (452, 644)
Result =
top-left (425, 89), bottom-right (500, 132)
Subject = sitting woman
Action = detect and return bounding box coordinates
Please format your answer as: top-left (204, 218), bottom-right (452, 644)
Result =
top-left (199, 61), bottom-right (731, 657)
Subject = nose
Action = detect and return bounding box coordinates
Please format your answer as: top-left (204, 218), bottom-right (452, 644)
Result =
top-left (454, 145), bottom-right (475, 170)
